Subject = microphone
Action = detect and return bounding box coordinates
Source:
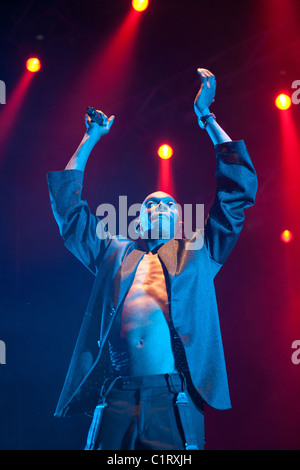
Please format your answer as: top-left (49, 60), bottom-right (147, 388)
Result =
top-left (86, 107), bottom-right (107, 126)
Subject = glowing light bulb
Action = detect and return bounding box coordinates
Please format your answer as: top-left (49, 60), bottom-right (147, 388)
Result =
top-left (275, 93), bottom-right (291, 110)
top-left (132, 0), bottom-right (149, 12)
top-left (280, 229), bottom-right (293, 243)
top-left (26, 57), bottom-right (41, 73)
top-left (158, 144), bottom-right (173, 159)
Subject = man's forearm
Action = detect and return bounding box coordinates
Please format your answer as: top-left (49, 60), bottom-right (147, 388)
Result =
top-left (199, 114), bottom-right (232, 145)
top-left (65, 133), bottom-right (100, 171)
top-left (205, 117), bottom-right (232, 145)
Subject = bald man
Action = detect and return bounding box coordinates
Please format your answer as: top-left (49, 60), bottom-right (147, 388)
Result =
top-left (47, 69), bottom-right (257, 450)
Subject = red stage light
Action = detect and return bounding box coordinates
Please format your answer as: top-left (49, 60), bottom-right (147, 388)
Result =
top-left (132, 0), bottom-right (149, 12)
top-left (280, 229), bottom-right (293, 243)
top-left (275, 93), bottom-right (291, 110)
top-left (26, 57), bottom-right (41, 73)
top-left (158, 144), bottom-right (173, 159)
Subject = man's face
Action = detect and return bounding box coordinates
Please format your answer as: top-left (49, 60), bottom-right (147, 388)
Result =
top-left (138, 191), bottom-right (180, 240)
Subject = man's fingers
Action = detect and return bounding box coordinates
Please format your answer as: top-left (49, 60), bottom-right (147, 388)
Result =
top-left (197, 68), bottom-right (214, 76)
top-left (85, 114), bottom-right (92, 129)
top-left (197, 68), bottom-right (216, 87)
top-left (208, 75), bottom-right (216, 90)
top-left (197, 68), bottom-right (207, 83)
top-left (107, 115), bottom-right (115, 129)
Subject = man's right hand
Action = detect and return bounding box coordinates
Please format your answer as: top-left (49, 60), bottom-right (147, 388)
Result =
top-left (85, 110), bottom-right (115, 143)
top-left (65, 110), bottom-right (115, 171)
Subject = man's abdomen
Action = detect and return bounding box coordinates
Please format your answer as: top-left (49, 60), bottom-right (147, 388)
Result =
top-left (110, 252), bottom-right (176, 376)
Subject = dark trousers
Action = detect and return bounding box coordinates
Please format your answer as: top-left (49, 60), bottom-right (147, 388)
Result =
top-left (85, 373), bottom-right (205, 450)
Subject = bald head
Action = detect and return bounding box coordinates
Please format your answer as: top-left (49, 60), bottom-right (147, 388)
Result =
top-left (136, 191), bottom-right (180, 244)
top-left (141, 191), bottom-right (176, 209)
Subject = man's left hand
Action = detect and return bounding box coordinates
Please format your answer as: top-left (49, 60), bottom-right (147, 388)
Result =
top-left (194, 68), bottom-right (216, 117)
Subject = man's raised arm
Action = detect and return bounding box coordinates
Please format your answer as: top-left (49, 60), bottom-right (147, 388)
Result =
top-left (46, 110), bottom-right (115, 275)
top-left (194, 69), bottom-right (258, 275)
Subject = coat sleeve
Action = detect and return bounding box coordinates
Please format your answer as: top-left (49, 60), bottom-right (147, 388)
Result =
top-left (46, 170), bottom-right (111, 275)
top-left (204, 140), bottom-right (258, 275)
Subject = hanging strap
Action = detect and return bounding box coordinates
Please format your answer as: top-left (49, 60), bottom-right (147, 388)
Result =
top-left (176, 391), bottom-right (199, 450)
top-left (84, 376), bottom-right (122, 450)
top-left (85, 402), bottom-right (107, 450)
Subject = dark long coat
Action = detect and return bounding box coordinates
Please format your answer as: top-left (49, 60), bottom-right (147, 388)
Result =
top-left (47, 140), bottom-right (258, 417)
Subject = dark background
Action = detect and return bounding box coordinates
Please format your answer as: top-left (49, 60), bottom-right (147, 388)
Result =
top-left (0, 0), bottom-right (300, 450)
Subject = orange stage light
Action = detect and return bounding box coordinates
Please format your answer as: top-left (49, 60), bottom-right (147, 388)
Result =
top-left (26, 57), bottom-right (41, 73)
top-left (280, 229), bottom-right (293, 243)
top-left (158, 144), bottom-right (173, 160)
top-left (275, 93), bottom-right (291, 110)
top-left (132, 0), bottom-right (149, 12)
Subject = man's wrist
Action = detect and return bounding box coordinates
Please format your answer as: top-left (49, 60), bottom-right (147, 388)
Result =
top-left (198, 113), bottom-right (216, 130)
top-left (84, 132), bottom-right (101, 146)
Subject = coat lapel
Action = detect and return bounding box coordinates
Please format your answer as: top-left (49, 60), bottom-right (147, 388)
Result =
top-left (157, 238), bottom-right (178, 281)
top-left (115, 246), bottom-right (145, 310)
